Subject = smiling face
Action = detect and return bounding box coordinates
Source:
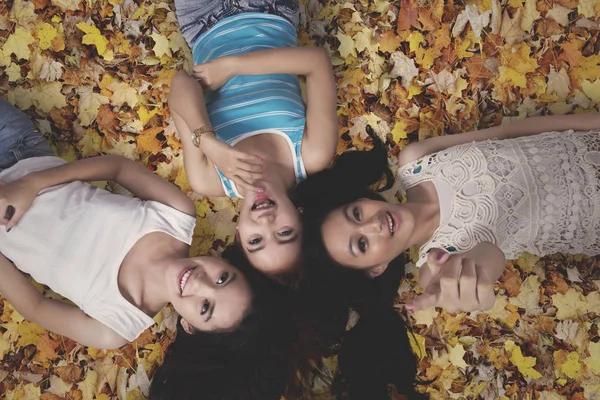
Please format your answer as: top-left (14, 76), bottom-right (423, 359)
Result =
top-left (237, 183), bottom-right (302, 275)
top-left (320, 199), bottom-right (415, 277)
top-left (166, 256), bottom-right (253, 334)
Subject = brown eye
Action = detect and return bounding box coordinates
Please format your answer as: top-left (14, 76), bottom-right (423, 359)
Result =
top-left (278, 229), bottom-right (293, 237)
top-left (353, 207), bottom-right (361, 221)
top-left (201, 299), bottom-right (210, 315)
top-left (249, 237), bottom-right (262, 245)
top-left (216, 272), bottom-right (229, 285)
top-left (358, 237), bottom-right (367, 253)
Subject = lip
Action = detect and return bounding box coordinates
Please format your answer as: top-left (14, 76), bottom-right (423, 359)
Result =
top-left (386, 211), bottom-right (400, 236)
top-left (251, 193), bottom-right (276, 212)
top-left (177, 266), bottom-right (195, 295)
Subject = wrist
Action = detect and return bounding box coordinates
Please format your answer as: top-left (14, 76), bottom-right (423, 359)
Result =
top-left (23, 171), bottom-right (47, 192)
top-left (192, 127), bottom-right (216, 148)
top-left (223, 56), bottom-right (238, 79)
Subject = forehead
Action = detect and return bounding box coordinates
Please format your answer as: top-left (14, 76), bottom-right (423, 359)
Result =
top-left (321, 209), bottom-right (355, 263)
top-left (212, 271), bottom-right (253, 330)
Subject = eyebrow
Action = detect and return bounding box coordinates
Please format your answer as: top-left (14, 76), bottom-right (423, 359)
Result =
top-left (206, 272), bottom-right (238, 322)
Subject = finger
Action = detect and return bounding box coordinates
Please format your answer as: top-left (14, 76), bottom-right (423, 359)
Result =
top-left (236, 153), bottom-right (263, 164)
top-left (237, 169), bottom-right (265, 182)
top-left (237, 162), bottom-right (264, 173)
top-left (5, 208), bottom-right (24, 231)
top-left (232, 175), bottom-right (260, 192)
top-left (438, 256), bottom-right (462, 309)
top-left (426, 249), bottom-right (451, 275)
top-left (477, 267), bottom-right (497, 311)
top-left (406, 290), bottom-right (439, 313)
top-left (459, 258), bottom-right (478, 311)
top-left (0, 179), bottom-right (6, 186)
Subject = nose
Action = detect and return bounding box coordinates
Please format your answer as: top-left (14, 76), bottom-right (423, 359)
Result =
top-left (256, 211), bottom-right (276, 224)
top-left (361, 214), bottom-right (383, 234)
top-left (185, 268), bottom-right (214, 295)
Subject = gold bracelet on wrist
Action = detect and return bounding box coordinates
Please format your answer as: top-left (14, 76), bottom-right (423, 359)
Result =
top-left (191, 126), bottom-right (215, 148)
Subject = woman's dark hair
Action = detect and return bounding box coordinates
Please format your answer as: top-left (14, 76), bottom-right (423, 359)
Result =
top-left (149, 245), bottom-right (299, 400)
top-left (292, 127), bottom-right (427, 399)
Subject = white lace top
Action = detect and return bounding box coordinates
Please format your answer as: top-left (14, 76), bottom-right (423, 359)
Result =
top-left (398, 130), bottom-right (600, 267)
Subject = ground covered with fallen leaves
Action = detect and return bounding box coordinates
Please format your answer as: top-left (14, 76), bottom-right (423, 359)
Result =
top-left (1, 0), bottom-right (600, 399)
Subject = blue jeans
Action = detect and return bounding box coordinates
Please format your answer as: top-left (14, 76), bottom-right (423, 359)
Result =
top-left (0, 99), bottom-right (54, 170)
top-left (175, 0), bottom-right (299, 47)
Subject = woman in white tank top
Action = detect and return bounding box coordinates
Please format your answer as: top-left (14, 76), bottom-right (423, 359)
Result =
top-left (0, 99), bottom-right (303, 399)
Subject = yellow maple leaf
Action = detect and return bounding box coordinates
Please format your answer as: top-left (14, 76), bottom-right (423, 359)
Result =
top-left (585, 342), bottom-right (600, 374)
top-left (16, 320), bottom-right (46, 347)
top-left (2, 26), bottom-right (34, 60)
top-left (5, 63), bottom-right (22, 82)
top-left (448, 343), bottom-right (468, 368)
top-left (29, 81), bottom-right (67, 113)
top-left (36, 22), bottom-right (59, 51)
top-left (77, 86), bottom-right (109, 127)
top-left (553, 288), bottom-right (588, 320)
top-left (498, 66), bottom-right (527, 88)
top-left (51, 0), bottom-right (81, 11)
top-left (78, 369), bottom-right (99, 400)
top-left (108, 80), bottom-right (139, 108)
top-left (409, 332), bottom-right (427, 360)
top-left (0, 337), bottom-right (10, 358)
top-left (137, 104), bottom-right (159, 126)
top-left (150, 32), bottom-right (172, 58)
top-left (520, 0), bottom-right (541, 32)
top-left (505, 340), bottom-right (542, 379)
top-left (76, 22), bottom-right (114, 61)
top-left (582, 79), bottom-right (600, 104)
top-left (554, 350), bottom-right (582, 379)
top-left (391, 120), bottom-right (408, 143)
top-left (335, 32), bottom-right (356, 58)
top-left (578, 0), bottom-right (600, 18)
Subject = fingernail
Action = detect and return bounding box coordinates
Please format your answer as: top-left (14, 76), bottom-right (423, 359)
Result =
top-left (258, 157), bottom-right (263, 161)
top-left (437, 251), bottom-right (445, 260)
top-left (257, 189), bottom-right (264, 193)
top-left (264, 174), bottom-right (269, 178)
top-left (6, 227), bottom-right (11, 233)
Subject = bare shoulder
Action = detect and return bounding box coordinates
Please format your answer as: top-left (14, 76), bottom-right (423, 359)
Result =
top-left (300, 133), bottom-right (335, 175)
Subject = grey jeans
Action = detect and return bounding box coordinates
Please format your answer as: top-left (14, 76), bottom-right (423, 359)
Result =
top-left (174, 0), bottom-right (299, 47)
top-left (0, 99), bottom-right (54, 170)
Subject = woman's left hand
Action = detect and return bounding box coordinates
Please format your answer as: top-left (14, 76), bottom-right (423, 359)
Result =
top-left (191, 57), bottom-right (235, 91)
top-left (0, 176), bottom-right (41, 231)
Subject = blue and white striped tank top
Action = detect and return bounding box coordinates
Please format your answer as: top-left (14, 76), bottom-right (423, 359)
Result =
top-left (191, 13), bottom-right (307, 198)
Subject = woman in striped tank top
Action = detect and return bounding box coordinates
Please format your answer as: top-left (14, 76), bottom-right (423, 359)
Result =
top-left (169, 0), bottom-right (338, 277)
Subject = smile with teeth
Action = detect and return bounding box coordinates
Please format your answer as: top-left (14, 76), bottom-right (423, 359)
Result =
top-left (179, 267), bottom-right (196, 294)
top-left (251, 198), bottom-right (276, 211)
top-left (385, 212), bottom-right (395, 236)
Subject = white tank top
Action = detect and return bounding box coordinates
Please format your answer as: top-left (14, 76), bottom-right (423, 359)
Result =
top-left (398, 130), bottom-right (600, 267)
top-left (0, 157), bottom-right (196, 341)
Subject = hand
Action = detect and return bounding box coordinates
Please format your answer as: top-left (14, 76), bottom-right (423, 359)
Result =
top-left (0, 176), bottom-right (41, 231)
top-left (405, 249), bottom-right (496, 313)
top-left (200, 135), bottom-right (264, 192)
top-left (191, 57), bottom-right (235, 91)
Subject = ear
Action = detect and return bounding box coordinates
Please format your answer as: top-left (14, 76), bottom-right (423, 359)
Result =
top-left (366, 263), bottom-right (388, 278)
top-left (180, 319), bottom-right (196, 335)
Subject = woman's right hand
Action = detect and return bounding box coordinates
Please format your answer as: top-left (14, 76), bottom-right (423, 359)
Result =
top-left (191, 57), bottom-right (235, 91)
top-left (405, 249), bottom-right (496, 313)
top-left (200, 135), bottom-right (264, 192)
top-left (0, 176), bottom-right (41, 231)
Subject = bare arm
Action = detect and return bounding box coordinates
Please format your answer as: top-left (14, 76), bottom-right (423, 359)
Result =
top-left (25, 155), bottom-right (195, 216)
top-left (399, 113), bottom-right (600, 166)
top-left (0, 253), bottom-right (128, 349)
top-left (193, 47), bottom-right (339, 174)
top-left (168, 71), bottom-right (225, 196)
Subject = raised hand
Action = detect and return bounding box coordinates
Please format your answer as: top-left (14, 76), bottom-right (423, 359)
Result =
top-left (0, 176), bottom-right (41, 231)
top-left (405, 249), bottom-right (496, 313)
top-left (191, 57), bottom-right (235, 91)
top-left (200, 135), bottom-right (264, 192)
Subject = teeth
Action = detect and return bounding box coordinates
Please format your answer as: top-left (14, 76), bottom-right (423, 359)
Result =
top-left (386, 213), bottom-right (394, 235)
top-left (180, 268), bottom-right (193, 293)
top-left (252, 199), bottom-right (275, 211)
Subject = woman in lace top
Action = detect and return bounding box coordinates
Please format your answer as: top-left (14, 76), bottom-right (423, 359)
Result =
top-left (294, 112), bottom-right (600, 314)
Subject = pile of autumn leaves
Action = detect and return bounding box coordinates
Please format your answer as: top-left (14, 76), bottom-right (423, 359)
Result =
top-left (1, 0), bottom-right (600, 399)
